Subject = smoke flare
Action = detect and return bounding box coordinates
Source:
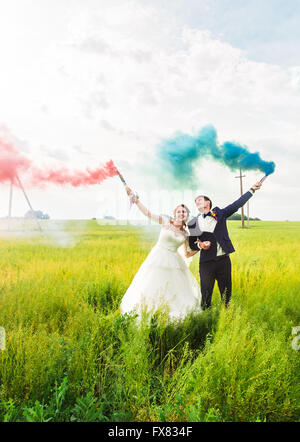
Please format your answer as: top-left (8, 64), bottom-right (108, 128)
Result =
top-left (0, 136), bottom-right (118, 187)
top-left (157, 125), bottom-right (275, 186)
top-left (0, 138), bottom-right (31, 183)
top-left (30, 159), bottom-right (119, 187)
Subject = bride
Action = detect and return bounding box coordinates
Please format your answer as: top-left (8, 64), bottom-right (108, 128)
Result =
top-left (120, 188), bottom-right (211, 320)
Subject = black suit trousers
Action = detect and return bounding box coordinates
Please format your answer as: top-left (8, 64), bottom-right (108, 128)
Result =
top-left (200, 255), bottom-right (232, 309)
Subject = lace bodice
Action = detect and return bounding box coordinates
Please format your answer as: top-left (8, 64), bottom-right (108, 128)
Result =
top-left (156, 221), bottom-right (188, 252)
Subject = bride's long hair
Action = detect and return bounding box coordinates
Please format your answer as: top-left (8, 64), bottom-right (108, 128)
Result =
top-left (172, 204), bottom-right (190, 229)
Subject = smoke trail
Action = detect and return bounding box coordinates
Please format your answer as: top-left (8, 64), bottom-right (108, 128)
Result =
top-left (0, 138), bottom-right (31, 183)
top-left (157, 125), bottom-right (275, 186)
top-left (30, 160), bottom-right (118, 187)
top-left (0, 218), bottom-right (84, 249)
top-left (0, 135), bottom-right (118, 187)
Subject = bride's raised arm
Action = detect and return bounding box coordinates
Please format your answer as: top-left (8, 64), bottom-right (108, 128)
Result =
top-left (127, 187), bottom-right (167, 225)
top-left (136, 199), bottom-right (167, 224)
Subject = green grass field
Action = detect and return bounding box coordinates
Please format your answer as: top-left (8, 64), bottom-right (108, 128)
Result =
top-left (0, 220), bottom-right (299, 422)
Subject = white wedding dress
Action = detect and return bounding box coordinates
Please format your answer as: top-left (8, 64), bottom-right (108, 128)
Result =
top-left (120, 219), bottom-right (202, 320)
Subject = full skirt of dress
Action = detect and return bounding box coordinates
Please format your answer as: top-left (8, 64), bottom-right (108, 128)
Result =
top-left (120, 243), bottom-right (201, 320)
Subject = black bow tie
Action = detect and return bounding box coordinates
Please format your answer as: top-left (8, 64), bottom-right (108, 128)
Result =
top-left (202, 212), bottom-right (212, 218)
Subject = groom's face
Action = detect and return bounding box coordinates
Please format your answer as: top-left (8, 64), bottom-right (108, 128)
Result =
top-left (195, 196), bottom-right (210, 212)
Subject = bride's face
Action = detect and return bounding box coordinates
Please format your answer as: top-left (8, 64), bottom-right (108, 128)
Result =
top-left (174, 206), bottom-right (188, 224)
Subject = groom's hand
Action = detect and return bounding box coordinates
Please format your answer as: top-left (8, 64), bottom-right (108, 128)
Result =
top-left (251, 181), bottom-right (262, 191)
top-left (194, 240), bottom-right (211, 250)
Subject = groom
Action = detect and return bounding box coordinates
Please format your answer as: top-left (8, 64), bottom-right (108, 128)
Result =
top-left (188, 181), bottom-right (262, 309)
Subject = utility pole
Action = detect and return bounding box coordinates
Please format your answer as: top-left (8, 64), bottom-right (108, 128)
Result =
top-left (15, 174), bottom-right (43, 232)
top-left (235, 169), bottom-right (245, 228)
top-left (247, 200), bottom-right (250, 228)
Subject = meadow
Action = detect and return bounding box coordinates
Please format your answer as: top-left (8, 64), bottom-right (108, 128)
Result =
top-left (0, 220), bottom-right (299, 422)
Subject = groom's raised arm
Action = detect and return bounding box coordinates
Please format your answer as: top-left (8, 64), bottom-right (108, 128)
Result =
top-left (221, 191), bottom-right (253, 219)
top-left (221, 181), bottom-right (262, 218)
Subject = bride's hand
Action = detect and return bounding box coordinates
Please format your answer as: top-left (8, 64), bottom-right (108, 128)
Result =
top-left (126, 186), bottom-right (139, 204)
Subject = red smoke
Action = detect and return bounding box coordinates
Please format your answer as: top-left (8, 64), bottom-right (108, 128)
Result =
top-left (0, 136), bottom-right (119, 187)
top-left (0, 138), bottom-right (31, 183)
top-left (31, 159), bottom-right (119, 187)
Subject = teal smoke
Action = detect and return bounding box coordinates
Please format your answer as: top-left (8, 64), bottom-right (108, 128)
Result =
top-left (157, 125), bottom-right (275, 185)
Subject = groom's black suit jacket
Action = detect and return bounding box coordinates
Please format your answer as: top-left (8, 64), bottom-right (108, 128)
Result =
top-left (188, 191), bottom-right (253, 263)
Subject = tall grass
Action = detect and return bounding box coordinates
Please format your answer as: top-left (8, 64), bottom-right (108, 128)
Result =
top-left (0, 221), bottom-right (299, 421)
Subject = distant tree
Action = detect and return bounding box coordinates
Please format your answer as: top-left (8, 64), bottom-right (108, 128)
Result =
top-left (228, 213), bottom-right (261, 221)
top-left (25, 210), bottom-right (50, 220)
top-left (104, 216), bottom-right (116, 220)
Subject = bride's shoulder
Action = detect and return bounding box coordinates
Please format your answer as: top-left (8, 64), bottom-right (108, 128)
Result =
top-left (162, 220), bottom-right (188, 238)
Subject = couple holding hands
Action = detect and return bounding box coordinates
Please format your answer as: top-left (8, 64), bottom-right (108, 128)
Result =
top-left (120, 180), bottom-right (263, 319)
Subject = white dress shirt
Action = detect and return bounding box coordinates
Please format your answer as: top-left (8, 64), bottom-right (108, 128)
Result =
top-left (197, 213), bottom-right (225, 256)
top-left (196, 188), bottom-right (255, 255)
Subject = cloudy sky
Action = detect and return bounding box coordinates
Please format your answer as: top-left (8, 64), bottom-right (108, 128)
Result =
top-left (0, 0), bottom-right (299, 221)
